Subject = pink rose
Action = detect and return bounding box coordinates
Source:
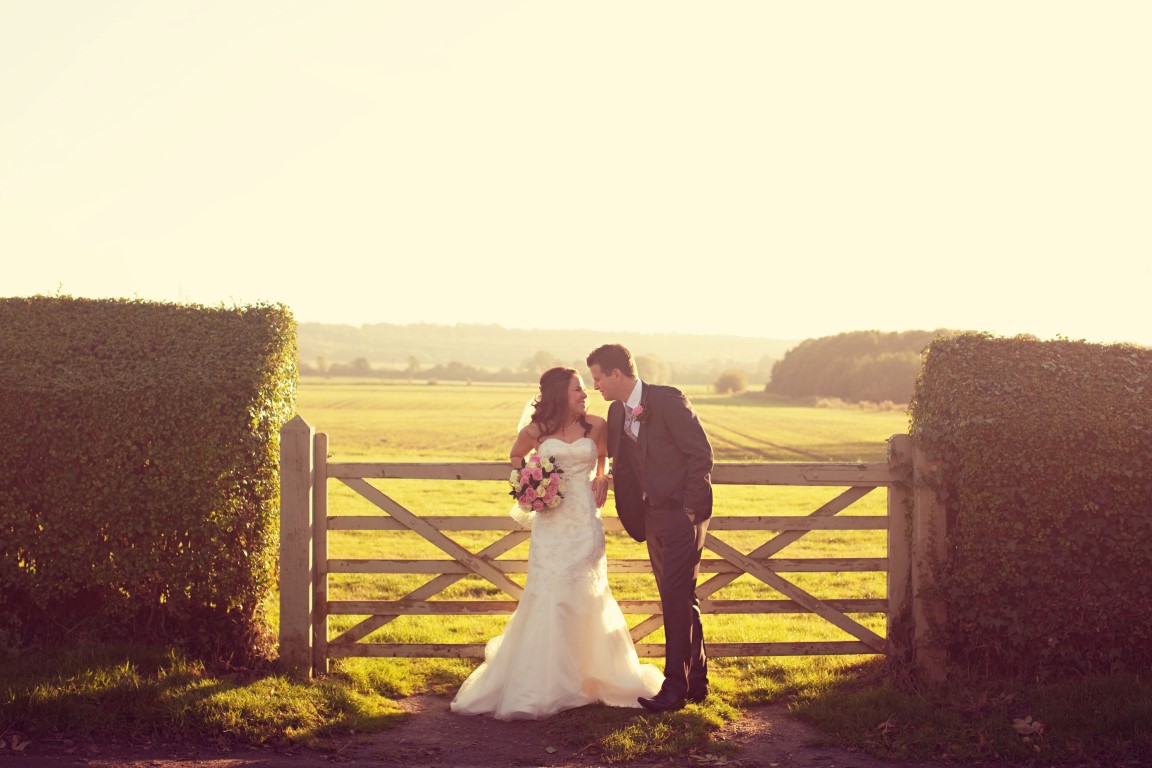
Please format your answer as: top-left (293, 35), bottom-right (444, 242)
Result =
top-left (524, 487), bottom-right (536, 501)
top-left (532, 499), bottom-right (544, 511)
top-left (633, 405), bottom-right (645, 419)
top-left (520, 468), bottom-right (532, 484)
top-left (548, 475), bottom-right (560, 489)
top-left (532, 467), bottom-right (543, 481)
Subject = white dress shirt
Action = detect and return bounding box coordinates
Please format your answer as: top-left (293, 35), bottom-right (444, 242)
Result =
top-left (625, 379), bottom-right (643, 439)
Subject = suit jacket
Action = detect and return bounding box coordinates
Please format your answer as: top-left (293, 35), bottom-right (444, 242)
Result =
top-left (608, 382), bottom-right (714, 542)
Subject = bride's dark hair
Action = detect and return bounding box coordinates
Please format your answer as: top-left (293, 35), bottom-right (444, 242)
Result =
top-left (531, 367), bottom-right (591, 439)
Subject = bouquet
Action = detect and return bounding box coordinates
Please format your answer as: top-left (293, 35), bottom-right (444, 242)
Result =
top-left (509, 454), bottom-right (565, 512)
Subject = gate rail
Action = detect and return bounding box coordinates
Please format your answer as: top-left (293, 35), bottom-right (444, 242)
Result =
top-left (279, 418), bottom-right (945, 679)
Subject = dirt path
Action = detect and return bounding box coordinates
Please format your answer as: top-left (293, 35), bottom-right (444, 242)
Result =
top-left (2, 695), bottom-right (952, 768)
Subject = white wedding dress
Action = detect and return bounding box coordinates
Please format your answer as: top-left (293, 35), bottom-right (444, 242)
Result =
top-left (451, 437), bottom-right (663, 720)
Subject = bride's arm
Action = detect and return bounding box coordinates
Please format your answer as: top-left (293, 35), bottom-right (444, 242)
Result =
top-left (509, 424), bottom-right (539, 468)
top-left (589, 417), bottom-right (610, 507)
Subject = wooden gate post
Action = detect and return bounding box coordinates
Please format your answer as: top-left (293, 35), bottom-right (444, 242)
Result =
top-left (886, 434), bottom-right (912, 659)
top-left (279, 415), bottom-right (315, 679)
top-left (911, 443), bottom-right (949, 682)
top-left (312, 431), bottom-right (330, 676)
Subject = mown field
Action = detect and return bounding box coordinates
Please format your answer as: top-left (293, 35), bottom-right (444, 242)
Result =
top-left (293, 377), bottom-right (909, 687)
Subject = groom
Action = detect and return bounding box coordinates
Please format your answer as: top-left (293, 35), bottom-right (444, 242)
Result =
top-left (587, 343), bottom-right (714, 712)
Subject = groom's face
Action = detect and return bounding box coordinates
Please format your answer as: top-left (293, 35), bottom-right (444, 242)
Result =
top-left (589, 363), bottom-right (624, 402)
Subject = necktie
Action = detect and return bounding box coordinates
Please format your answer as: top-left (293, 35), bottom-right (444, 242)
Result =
top-left (624, 404), bottom-right (638, 442)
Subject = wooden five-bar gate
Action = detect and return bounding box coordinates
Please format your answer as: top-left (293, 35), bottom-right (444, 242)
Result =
top-left (279, 417), bottom-right (946, 680)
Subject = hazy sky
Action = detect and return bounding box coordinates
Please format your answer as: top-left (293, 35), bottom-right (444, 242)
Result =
top-left (3, 2), bottom-right (1149, 345)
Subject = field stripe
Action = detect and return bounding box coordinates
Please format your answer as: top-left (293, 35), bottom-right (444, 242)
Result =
top-left (700, 416), bottom-right (827, 461)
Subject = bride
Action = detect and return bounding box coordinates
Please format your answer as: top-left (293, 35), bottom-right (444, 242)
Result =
top-left (450, 366), bottom-right (663, 720)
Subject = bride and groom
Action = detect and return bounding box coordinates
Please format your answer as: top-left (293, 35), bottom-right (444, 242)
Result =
top-left (451, 343), bottom-right (714, 720)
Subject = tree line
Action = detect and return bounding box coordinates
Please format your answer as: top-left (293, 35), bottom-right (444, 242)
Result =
top-left (297, 321), bottom-right (793, 386)
top-left (299, 350), bottom-right (776, 388)
top-left (301, 328), bottom-right (948, 403)
top-left (765, 329), bottom-right (954, 405)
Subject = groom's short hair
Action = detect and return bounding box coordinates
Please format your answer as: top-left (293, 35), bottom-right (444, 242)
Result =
top-left (587, 344), bottom-right (636, 378)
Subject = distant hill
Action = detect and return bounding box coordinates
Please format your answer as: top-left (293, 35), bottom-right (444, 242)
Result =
top-left (298, 322), bottom-right (798, 383)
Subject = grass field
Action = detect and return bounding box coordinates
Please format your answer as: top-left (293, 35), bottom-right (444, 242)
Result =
top-left (294, 377), bottom-right (907, 464)
top-left (293, 377), bottom-right (908, 697)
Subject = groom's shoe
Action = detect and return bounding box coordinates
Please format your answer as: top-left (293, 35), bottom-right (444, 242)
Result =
top-left (638, 688), bottom-right (686, 713)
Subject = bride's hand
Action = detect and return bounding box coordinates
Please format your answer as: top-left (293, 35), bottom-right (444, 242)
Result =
top-left (592, 475), bottom-right (609, 508)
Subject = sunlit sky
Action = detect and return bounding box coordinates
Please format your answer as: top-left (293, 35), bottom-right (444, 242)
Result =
top-left (3, 2), bottom-right (1149, 345)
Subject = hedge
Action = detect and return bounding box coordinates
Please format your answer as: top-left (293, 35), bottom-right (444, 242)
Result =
top-left (0, 296), bottom-right (297, 661)
top-left (909, 333), bottom-right (1152, 675)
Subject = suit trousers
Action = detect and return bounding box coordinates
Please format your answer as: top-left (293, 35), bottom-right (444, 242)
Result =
top-left (645, 502), bottom-right (709, 696)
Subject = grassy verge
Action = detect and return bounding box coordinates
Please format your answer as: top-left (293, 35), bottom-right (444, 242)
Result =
top-left (0, 644), bottom-right (744, 761)
top-left (0, 645), bottom-right (405, 750)
top-left (790, 658), bottom-right (1152, 765)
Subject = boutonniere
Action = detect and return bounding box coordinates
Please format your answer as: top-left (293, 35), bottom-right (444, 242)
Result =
top-left (632, 404), bottom-right (649, 423)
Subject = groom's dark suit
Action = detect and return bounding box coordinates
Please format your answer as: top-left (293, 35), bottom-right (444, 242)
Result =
top-left (608, 382), bottom-right (713, 699)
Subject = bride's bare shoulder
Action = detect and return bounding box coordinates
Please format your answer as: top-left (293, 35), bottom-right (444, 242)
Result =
top-left (516, 422), bottom-right (544, 446)
top-left (585, 414), bottom-right (607, 429)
